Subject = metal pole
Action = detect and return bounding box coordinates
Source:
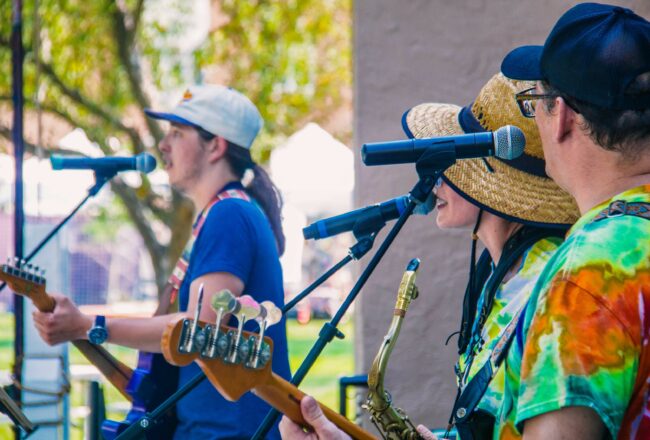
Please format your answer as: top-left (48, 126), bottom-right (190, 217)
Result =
top-left (11, 1), bottom-right (25, 438)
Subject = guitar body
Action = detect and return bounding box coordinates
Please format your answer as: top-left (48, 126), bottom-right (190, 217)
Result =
top-left (101, 352), bottom-right (179, 439)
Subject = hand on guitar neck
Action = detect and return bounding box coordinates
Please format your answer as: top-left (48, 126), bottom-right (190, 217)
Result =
top-left (161, 291), bottom-right (374, 440)
top-left (279, 396), bottom-right (352, 440)
top-left (32, 294), bottom-right (93, 344)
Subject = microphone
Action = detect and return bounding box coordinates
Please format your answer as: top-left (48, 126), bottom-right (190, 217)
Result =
top-left (303, 193), bottom-right (434, 240)
top-left (362, 125), bottom-right (525, 166)
top-left (50, 153), bottom-right (157, 175)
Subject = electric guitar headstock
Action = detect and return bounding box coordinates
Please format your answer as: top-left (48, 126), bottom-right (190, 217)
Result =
top-left (161, 288), bottom-right (373, 439)
top-left (0, 259), bottom-right (55, 312)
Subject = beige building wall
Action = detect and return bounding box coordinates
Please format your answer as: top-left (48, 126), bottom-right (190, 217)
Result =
top-left (353, 0), bottom-right (650, 431)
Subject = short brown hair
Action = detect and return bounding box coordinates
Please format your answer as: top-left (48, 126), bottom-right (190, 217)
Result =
top-left (540, 73), bottom-right (650, 161)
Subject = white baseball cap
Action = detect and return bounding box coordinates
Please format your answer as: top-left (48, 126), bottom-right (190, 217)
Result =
top-left (145, 85), bottom-right (263, 149)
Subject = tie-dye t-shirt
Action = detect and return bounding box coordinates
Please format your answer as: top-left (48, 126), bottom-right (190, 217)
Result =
top-left (495, 185), bottom-right (650, 440)
top-left (457, 237), bottom-right (564, 416)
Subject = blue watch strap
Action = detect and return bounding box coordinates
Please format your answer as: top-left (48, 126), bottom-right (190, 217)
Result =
top-left (88, 315), bottom-right (108, 344)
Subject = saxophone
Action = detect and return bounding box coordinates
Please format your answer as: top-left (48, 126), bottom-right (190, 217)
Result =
top-left (364, 258), bottom-right (423, 440)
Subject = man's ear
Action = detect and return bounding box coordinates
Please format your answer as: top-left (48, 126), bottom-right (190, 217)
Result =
top-left (554, 97), bottom-right (575, 143)
top-left (206, 136), bottom-right (228, 162)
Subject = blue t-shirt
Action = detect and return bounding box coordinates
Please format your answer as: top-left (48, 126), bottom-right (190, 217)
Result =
top-left (173, 182), bottom-right (291, 440)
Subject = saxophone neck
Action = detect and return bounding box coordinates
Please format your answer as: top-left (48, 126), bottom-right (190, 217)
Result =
top-left (366, 258), bottom-right (421, 412)
top-left (395, 259), bottom-right (420, 315)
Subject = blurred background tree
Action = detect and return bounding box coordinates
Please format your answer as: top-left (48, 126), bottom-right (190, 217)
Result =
top-left (0, 0), bottom-right (351, 297)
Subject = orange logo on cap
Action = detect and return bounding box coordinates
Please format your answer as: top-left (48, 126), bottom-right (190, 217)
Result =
top-left (181, 89), bottom-right (193, 101)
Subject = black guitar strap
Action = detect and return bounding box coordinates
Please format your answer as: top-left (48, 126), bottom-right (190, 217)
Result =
top-left (448, 225), bottom-right (566, 440)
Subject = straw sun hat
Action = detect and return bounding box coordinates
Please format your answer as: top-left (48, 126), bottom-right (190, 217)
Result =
top-left (402, 73), bottom-right (579, 227)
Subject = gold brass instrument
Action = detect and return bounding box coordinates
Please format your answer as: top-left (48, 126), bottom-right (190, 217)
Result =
top-left (364, 258), bottom-right (423, 439)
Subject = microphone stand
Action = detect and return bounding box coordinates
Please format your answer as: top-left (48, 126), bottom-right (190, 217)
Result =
top-left (114, 371), bottom-right (206, 440)
top-left (283, 205), bottom-right (392, 314)
top-left (283, 235), bottom-right (374, 314)
top-left (0, 171), bottom-right (112, 289)
top-left (252, 154), bottom-right (444, 438)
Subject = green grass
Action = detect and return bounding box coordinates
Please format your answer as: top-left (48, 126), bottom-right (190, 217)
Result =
top-left (288, 318), bottom-right (355, 410)
top-left (0, 314), bottom-right (354, 438)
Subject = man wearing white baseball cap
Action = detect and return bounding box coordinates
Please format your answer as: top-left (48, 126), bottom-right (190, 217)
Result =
top-left (33, 85), bottom-right (291, 439)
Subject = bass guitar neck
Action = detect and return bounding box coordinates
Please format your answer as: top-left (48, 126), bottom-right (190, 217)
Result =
top-left (254, 372), bottom-right (374, 440)
top-left (71, 341), bottom-right (133, 400)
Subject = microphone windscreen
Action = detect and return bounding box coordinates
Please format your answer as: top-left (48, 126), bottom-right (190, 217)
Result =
top-left (494, 125), bottom-right (526, 160)
top-left (136, 153), bottom-right (157, 173)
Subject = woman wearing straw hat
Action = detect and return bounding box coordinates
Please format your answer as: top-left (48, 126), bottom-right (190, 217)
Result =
top-left (279, 73), bottom-right (580, 440)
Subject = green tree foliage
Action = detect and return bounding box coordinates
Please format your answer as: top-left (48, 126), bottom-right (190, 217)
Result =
top-left (0, 0), bottom-right (351, 296)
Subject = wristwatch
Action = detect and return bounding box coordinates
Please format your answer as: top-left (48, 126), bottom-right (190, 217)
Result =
top-left (87, 315), bottom-right (109, 345)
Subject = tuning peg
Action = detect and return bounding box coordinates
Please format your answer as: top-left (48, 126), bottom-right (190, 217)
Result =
top-left (211, 289), bottom-right (237, 316)
top-left (258, 301), bottom-right (282, 328)
top-left (229, 295), bottom-right (261, 363)
top-left (232, 295), bottom-right (261, 325)
top-left (250, 301), bottom-right (282, 368)
top-left (182, 283), bottom-right (206, 353)
top-left (25, 265), bottom-right (34, 281)
top-left (204, 290), bottom-right (238, 358)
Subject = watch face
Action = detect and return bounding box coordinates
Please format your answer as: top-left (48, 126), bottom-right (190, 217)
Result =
top-left (88, 327), bottom-right (108, 344)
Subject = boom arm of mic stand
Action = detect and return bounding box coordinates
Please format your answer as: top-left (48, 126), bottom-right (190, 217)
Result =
top-left (115, 372), bottom-right (206, 440)
top-left (283, 233), bottom-right (377, 315)
top-left (0, 173), bottom-right (112, 294)
top-left (251, 172), bottom-right (440, 439)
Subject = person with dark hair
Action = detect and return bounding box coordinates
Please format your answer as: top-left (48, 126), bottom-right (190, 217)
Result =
top-left (32, 85), bottom-right (291, 439)
top-left (279, 73), bottom-right (580, 440)
top-left (494, 3), bottom-right (650, 439)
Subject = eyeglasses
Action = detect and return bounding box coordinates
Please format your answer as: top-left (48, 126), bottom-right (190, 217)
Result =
top-left (514, 87), bottom-right (558, 118)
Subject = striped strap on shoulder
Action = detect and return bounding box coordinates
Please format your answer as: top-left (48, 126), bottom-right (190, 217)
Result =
top-left (592, 200), bottom-right (650, 223)
top-left (167, 188), bottom-right (251, 305)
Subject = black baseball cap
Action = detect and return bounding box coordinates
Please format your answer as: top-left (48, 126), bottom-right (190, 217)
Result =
top-left (501, 3), bottom-right (650, 110)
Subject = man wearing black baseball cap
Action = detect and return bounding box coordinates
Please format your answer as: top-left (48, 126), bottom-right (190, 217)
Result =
top-left (497, 3), bottom-right (650, 439)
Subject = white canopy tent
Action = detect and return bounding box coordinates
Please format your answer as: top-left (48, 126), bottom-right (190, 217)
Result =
top-left (270, 123), bottom-right (355, 286)
top-left (270, 123), bottom-right (354, 217)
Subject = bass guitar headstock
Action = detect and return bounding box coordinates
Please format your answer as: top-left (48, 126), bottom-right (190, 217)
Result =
top-left (0, 259), bottom-right (54, 312)
top-left (161, 287), bottom-right (282, 401)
